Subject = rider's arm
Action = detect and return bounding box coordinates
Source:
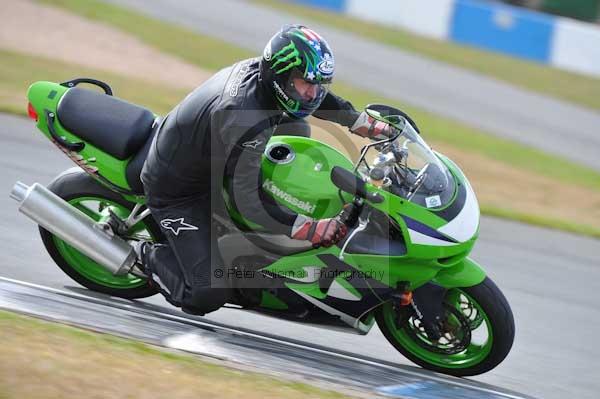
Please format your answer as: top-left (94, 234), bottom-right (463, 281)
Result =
top-left (217, 109), bottom-right (299, 236)
top-left (313, 92), bottom-right (389, 138)
top-left (314, 92), bottom-right (420, 137)
top-left (312, 91), bottom-right (360, 128)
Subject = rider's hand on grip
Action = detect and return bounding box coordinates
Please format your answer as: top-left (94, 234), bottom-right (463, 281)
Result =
top-left (291, 215), bottom-right (348, 248)
top-left (338, 201), bottom-right (361, 228)
top-left (350, 111), bottom-right (392, 140)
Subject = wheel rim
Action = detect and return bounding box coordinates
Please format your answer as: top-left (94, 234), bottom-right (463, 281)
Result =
top-left (446, 288), bottom-right (485, 330)
top-left (52, 196), bottom-right (151, 289)
top-left (381, 289), bottom-right (494, 369)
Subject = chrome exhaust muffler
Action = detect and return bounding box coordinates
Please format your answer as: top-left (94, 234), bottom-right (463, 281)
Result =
top-left (10, 181), bottom-right (136, 276)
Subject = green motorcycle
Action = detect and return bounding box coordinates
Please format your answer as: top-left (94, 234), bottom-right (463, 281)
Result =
top-left (12, 78), bottom-right (514, 377)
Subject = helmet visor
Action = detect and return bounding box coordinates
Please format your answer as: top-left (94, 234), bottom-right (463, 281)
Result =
top-left (281, 69), bottom-right (330, 116)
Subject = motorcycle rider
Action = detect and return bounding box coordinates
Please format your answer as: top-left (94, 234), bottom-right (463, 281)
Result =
top-left (136, 24), bottom-right (392, 315)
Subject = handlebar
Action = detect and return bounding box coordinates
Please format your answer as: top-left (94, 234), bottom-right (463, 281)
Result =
top-left (337, 198), bottom-right (362, 228)
top-left (330, 166), bottom-right (384, 204)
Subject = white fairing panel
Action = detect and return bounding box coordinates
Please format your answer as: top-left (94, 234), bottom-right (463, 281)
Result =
top-left (438, 179), bottom-right (480, 243)
top-left (326, 279), bottom-right (361, 301)
top-left (291, 289), bottom-right (370, 332)
top-left (284, 266), bottom-right (322, 283)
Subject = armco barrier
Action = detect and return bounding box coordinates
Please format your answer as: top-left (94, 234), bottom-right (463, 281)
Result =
top-left (345, 0), bottom-right (454, 40)
top-left (450, 0), bottom-right (555, 63)
top-left (288, 0), bottom-right (600, 78)
top-left (292, 0), bottom-right (346, 12)
top-left (552, 17), bottom-right (600, 77)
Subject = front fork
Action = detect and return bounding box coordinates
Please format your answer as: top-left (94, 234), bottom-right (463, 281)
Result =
top-left (410, 283), bottom-right (448, 340)
top-left (390, 257), bottom-right (486, 339)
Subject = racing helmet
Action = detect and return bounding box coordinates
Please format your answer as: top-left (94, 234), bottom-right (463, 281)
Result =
top-left (260, 24), bottom-right (335, 118)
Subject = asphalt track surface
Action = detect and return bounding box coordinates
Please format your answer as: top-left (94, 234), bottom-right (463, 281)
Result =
top-left (101, 0), bottom-right (600, 172)
top-left (0, 278), bottom-right (534, 399)
top-left (2, 113), bottom-right (599, 398)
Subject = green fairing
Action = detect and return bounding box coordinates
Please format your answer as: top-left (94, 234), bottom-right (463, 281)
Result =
top-left (260, 290), bottom-right (289, 310)
top-left (264, 244), bottom-right (446, 297)
top-left (254, 137), bottom-right (482, 297)
top-left (339, 254), bottom-right (442, 290)
top-left (27, 82), bottom-right (134, 191)
top-left (363, 157), bottom-right (478, 261)
top-left (432, 257), bottom-right (486, 288)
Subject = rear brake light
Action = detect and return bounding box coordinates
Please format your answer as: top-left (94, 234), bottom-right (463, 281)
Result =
top-left (27, 102), bottom-right (38, 122)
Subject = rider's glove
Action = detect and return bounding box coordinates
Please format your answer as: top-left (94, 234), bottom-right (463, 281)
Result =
top-left (350, 111), bottom-right (392, 140)
top-left (291, 215), bottom-right (348, 248)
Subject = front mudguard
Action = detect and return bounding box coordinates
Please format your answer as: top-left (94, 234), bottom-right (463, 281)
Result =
top-left (432, 257), bottom-right (486, 289)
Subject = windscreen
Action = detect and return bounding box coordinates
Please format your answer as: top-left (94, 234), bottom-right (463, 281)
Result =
top-left (359, 115), bottom-right (456, 209)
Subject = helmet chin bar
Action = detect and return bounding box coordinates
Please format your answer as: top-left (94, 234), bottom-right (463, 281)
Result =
top-left (281, 78), bottom-right (329, 118)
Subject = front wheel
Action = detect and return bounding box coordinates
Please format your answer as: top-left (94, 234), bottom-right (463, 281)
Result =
top-left (376, 277), bottom-right (515, 376)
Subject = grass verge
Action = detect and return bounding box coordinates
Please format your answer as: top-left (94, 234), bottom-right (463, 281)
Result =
top-left (38, 0), bottom-right (254, 69)
top-left (481, 206), bottom-right (600, 239)
top-left (254, 0), bottom-right (600, 111)
top-left (0, 49), bottom-right (188, 116)
top-left (0, 309), bottom-right (355, 399)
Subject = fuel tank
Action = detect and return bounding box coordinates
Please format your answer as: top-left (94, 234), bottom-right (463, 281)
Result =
top-left (260, 136), bottom-right (354, 219)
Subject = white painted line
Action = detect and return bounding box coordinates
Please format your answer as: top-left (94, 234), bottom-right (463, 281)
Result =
top-left (163, 332), bottom-right (230, 361)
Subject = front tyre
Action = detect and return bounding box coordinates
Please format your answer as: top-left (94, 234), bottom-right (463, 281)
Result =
top-left (376, 277), bottom-right (514, 376)
top-left (39, 168), bottom-right (160, 299)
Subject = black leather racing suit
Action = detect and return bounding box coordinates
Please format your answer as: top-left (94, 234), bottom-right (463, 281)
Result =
top-left (140, 58), bottom-right (359, 315)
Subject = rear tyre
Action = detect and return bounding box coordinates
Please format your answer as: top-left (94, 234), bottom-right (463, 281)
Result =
top-left (39, 168), bottom-right (161, 299)
top-left (376, 277), bottom-right (515, 376)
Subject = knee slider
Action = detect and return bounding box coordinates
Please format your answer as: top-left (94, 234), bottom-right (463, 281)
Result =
top-left (183, 285), bottom-right (231, 315)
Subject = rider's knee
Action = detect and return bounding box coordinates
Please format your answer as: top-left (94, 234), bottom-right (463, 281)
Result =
top-left (182, 285), bottom-right (231, 316)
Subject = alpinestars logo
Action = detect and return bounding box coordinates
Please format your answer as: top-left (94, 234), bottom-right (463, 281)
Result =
top-left (262, 179), bottom-right (316, 214)
top-left (160, 218), bottom-right (198, 236)
top-left (228, 60), bottom-right (250, 97)
top-left (271, 42), bottom-right (301, 74)
top-left (242, 139), bottom-right (263, 149)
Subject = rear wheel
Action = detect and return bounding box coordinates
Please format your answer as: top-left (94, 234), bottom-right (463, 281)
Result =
top-left (376, 277), bottom-right (514, 376)
top-left (39, 169), bottom-right (161, 299)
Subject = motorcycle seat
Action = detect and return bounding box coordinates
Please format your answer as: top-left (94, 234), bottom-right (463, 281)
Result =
top-left (57, 87), bottom-right (156, 160)
top-left (124, 125), bottom-right (158, 194)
